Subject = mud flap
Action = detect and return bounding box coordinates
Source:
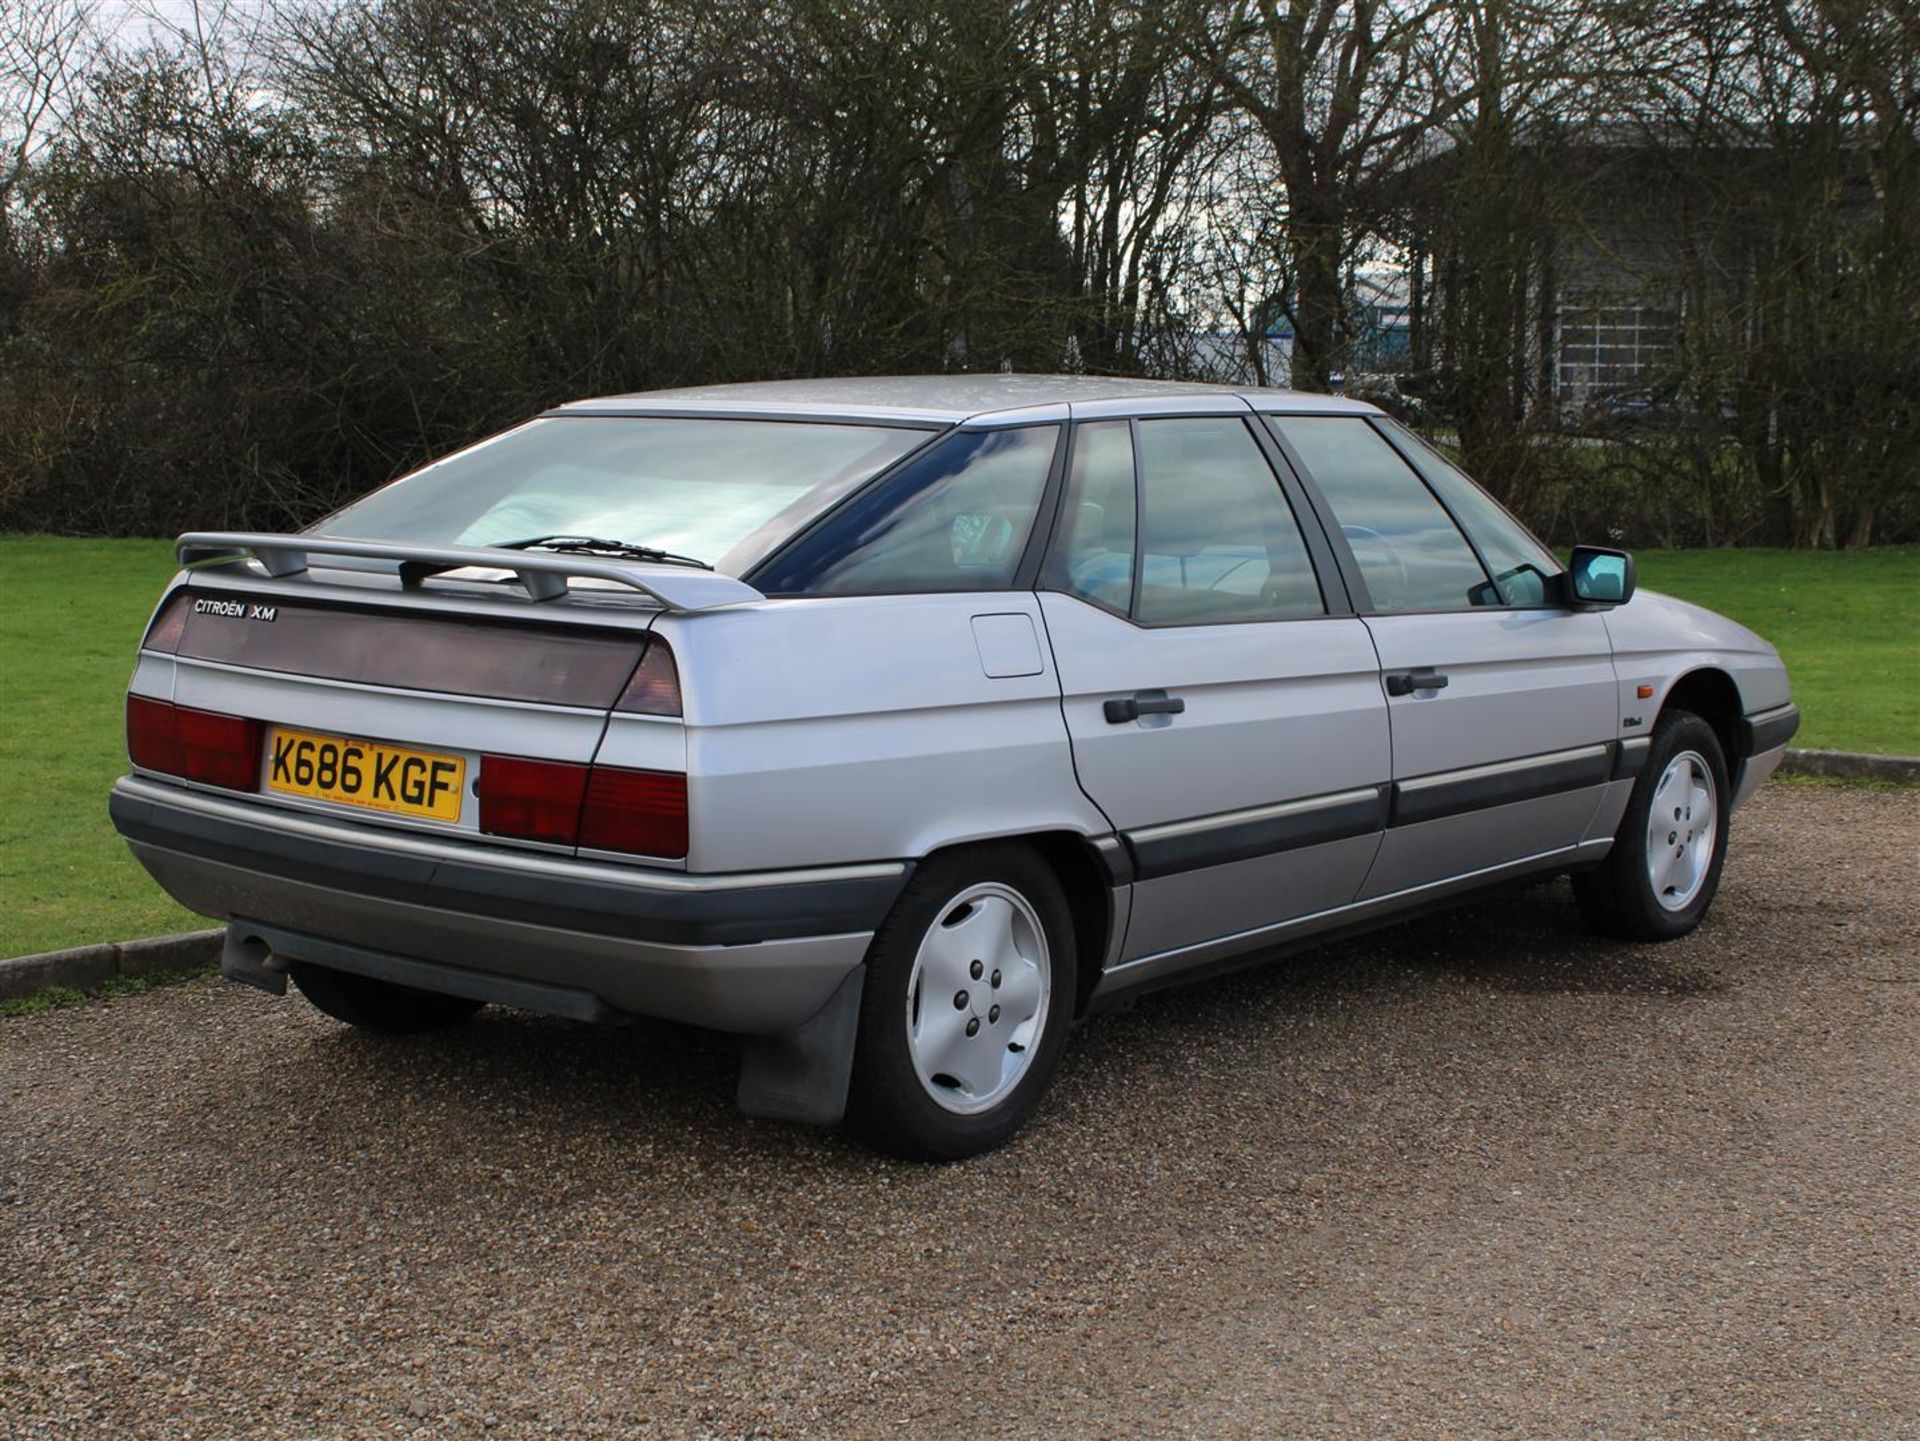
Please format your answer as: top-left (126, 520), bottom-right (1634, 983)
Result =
top-left (736, 964), bottom-right (865, 1126)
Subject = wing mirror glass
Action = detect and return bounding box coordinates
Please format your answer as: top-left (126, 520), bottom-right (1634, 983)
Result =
top-left (1567, 546), bottom-right (1636, 607)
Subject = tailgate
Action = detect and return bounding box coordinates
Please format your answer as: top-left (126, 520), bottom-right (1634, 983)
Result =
top-left (124, 531), bottom-right (758, 849)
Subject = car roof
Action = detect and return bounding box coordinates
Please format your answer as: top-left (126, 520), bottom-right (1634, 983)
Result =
top-left (553, 373), bottom-right (1382, 426)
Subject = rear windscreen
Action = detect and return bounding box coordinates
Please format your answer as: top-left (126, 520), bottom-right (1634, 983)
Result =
top-left (316, 416), bottom-right (929, 575)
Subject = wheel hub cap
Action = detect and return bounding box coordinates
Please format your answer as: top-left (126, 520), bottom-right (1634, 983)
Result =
top-left (1645, 749), bottom-right (1717, 912)
top-left (905, 883), bottom-right (1050, 1115)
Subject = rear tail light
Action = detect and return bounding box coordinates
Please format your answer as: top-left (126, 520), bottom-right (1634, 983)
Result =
top-left (176, 707), bottom-right (266, 790)
top-left (127, 695), bottom-right (184, 775)
top-left (479, 756), bottom-right (688, 860)
top-left (579, 767), bottom-right (688, 858)
top-left (143, 592), bottom-right (190, 653)
top-left (615, 638), bottom-right (681, 716)
top-left (126, 697), bottom-right (263, 791)
top-left (477, 756), bottom-right (590, 846)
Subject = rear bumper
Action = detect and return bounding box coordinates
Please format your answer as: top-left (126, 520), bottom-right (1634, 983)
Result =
top-left (109, 775), bottom-right (905, 1032)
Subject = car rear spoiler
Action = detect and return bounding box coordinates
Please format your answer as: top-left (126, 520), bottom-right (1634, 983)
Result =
top-left (176, 532), bottom-right (766, 613)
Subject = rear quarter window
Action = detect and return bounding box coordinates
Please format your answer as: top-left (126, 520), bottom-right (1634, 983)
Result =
top-left (752, 426), bottom-right (1060, 595)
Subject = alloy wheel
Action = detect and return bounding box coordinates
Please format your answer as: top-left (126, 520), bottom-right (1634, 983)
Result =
top-left (904, 882), bottom-right (1051, 1115)
top-left (1645, 749), bottom-right (1717, 912)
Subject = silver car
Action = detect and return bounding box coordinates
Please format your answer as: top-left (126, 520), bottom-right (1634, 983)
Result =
top-left (110, 375), bottom-right (1798, 1159)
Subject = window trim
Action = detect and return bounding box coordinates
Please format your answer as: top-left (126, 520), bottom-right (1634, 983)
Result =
top-left (1036, 413), bottom-right (1352, 630)
top-left (1126, 418), bottom-right (1148, 619)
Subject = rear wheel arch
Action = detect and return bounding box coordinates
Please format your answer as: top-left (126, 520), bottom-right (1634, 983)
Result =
top-left (848, 839), bottom-right (1079, 1158)
top-left (916, 830), bottom-right (1116, 1019)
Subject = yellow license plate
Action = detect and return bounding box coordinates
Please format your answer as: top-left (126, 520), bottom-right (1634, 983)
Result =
top-left (266, 727), bottom-right (466, 822)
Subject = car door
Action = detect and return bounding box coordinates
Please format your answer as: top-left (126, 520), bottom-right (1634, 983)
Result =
top-left (1037, 407), bottom-right (1392, 964)
top-left (1261, 411), bottom-right (1620, 899)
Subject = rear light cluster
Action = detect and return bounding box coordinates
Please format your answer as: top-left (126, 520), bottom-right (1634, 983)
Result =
top-left (616, 639), bottom-right (680, 716)
top-left (477, 757), bottom-right (687, 859)
top-left (127, 696), bottom-right (263, 792)
top-left (142, 593), bottom-right (190, 652)
top-left (576, 767), bottom-right (687, 856)
top-left (127, 697), bottom-right (689, 860)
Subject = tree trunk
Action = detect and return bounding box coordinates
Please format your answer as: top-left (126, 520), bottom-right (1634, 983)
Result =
top-left (1289, 203), bottom-right (1343, 392)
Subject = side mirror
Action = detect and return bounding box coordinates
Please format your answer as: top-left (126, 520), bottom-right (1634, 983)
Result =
top-left (1566, 546), bottom-right (1636, 608)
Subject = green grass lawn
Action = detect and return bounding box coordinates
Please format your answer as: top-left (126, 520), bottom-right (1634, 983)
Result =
top-left (0, 536), bottom-right (1914, 959)
top-left (2, 538), bottom-right (199, 957)
top-left (1635, 548), bottom-right (1918, 755)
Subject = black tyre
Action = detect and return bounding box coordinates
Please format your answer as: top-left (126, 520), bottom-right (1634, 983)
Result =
top-left (846, 844), bottom-right (1074, 1162)
top-left (1573, 708), bottom-right (1732, 941)
top-left (289, 963), bottom-right (485, 1034)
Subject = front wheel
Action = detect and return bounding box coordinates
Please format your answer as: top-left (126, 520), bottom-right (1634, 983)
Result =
top-left (1573, 709), bottom-right (1731, 941)
top-left (847, 845), bottom-right (1074, 1161)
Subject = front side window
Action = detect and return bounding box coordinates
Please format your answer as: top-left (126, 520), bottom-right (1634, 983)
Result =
top-left (1267, 415), bottom-right (1492, 613)
top-left (753, 426), bottom-right (1059, 595)
top-left (1133, 417), bottom-right (1325, 625)
top-left (1380, 422), bottom-right (1561, 606)
top-left (318, 416), bottom-right (928, 574)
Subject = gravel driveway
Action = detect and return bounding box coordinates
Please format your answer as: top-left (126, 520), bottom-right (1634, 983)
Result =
top-left (4, 781), bottom-right (1916, 1439)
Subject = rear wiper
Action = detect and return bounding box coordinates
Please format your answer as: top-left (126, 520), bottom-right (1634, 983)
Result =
top-left (497, 534), bottom-right (713, 570)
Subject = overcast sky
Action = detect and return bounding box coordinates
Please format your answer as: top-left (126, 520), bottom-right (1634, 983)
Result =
top-left (87, 0), bottom-right (273, 49)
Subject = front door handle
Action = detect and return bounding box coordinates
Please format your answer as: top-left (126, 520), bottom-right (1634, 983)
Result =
top-left (1385, 668), bottom-right (1450, 697)
top-left (1104, 689), bottom-right (1186, 724)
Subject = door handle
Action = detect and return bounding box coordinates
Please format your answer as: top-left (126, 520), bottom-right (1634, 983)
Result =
top-left (1385, 669), bottom-right (1450, 697)
top-left (1104, 689), bottom-right (1186, 724)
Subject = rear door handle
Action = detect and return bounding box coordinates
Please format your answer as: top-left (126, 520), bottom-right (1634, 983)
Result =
top-left (1104, 689), bottom-right (1186, 724)
top-left (1385, 669), bottom-right (1450, 697)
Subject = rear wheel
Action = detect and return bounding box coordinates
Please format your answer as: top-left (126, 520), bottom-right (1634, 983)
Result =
top-left (289, 963), bottom-right (484, 1033)
top-left (1574, 709), bottom-right (1731, 941)
top-left (847, 845), bottom-right (1073, 1162)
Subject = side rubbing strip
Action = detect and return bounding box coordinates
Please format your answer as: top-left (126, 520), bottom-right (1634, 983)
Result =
top-left (1089, 834), bottom-right (1135, 887)
top-left (1127, 787), bottom-right (1388, 881)
top-left (1391, 744), bottom-right (1614, 827)
top-left (1612, 736), bottom-right (1652, 781)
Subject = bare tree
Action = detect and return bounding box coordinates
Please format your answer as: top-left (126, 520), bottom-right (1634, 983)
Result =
top-left (1199, 0), bottom-right (1469, 390)
top-left (0, 0), bottom-right (1912, 543)
top-left (0, 0), bottom-right (94, 204)
top-left (1410, 1), bottom-right (1610, 506)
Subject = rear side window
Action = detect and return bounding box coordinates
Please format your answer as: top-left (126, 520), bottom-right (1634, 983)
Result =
top-left (754, 426), bottom-right (1059, 595)
top-left (1135, 418), bottom-right (1325, 624)
top-left (1267, 416), bottom-right (1492, 613)
top-left (1044, 417), bottom-right (1323, 625)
